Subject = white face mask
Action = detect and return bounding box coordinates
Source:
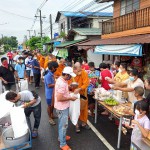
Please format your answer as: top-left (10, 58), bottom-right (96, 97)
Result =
top-left (34, 57), bottom-right (37, 60)
top-left (118, 68), bottom-right (122, 73)
top-left (135, 109), bottom-right (140, 116)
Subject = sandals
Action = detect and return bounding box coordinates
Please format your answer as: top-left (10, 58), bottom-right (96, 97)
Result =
top-left (32, 130), bottom-right (38, 138)
top-left (58, 136), bottom-right (71, 142)
top-left (60, 144), bottom-right (71, 150)
top-left (81, 124), bottom-right (91, 130)
top-left (49, 118), bottom-right (56, 125)
top-left (75, 126), bottom-right (80, 133)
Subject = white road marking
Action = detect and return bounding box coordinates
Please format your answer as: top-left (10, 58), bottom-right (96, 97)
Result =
top-left (87, 120), bottom-right (115, 150)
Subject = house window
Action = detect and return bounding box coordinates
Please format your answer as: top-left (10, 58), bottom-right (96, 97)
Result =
top-left (120, 0), bottom-right (140, 15)
top-left (60, 22), bottom-right (65, 32)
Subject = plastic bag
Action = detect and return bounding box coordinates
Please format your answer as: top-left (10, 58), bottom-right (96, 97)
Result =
top-left (18, 79), bottom-right (28, 91)
top-left (69, 93), bottom-right (80, 125)
top-left (10, 107), bottom-right (28, 138)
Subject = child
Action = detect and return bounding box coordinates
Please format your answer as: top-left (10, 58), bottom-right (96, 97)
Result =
top-left (127, 101), bottom-right (150, 150)
top-left (133, 86), bottom-right (145, 113)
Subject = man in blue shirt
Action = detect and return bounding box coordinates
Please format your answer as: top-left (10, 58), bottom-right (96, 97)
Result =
top-left (44, 61), bottom-right (58, 125)
top-left (15, 57), bottom-right (26, 79)
top-left (32, 54), bottom-right (41, 88)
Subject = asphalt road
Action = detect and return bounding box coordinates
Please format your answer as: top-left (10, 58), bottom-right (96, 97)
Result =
top-left (0, 54), bottom-right (131, 150)
top-left (29, 84), bottom-right (109, 150)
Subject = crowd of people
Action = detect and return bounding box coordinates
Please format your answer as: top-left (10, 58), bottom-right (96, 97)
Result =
top-left (0, 49), bottom-right (150, 150)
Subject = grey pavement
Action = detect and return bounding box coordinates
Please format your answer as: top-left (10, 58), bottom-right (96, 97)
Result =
top-left (29, 84), bottom-right (109, 150)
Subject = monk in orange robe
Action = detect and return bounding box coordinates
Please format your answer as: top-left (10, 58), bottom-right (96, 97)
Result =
top-left (44, 54), bottom-right (53, 69)
top-left (54, 58), bottom-right (65, 78)
top-left (39, 55), bottom-right (45, 68)
top-left (37, 52), bottom-right (42, 61)
top-left (69, 62), bottom-right (90, 132)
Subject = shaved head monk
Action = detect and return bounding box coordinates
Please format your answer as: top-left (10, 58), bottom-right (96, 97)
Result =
top-left (69, 62), bottom-right (90, 133)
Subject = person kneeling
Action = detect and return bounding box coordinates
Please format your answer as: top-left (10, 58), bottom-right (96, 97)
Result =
top-left (5, 90), bottom-right (41, 139)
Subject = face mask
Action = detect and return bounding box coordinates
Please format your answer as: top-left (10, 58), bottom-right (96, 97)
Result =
top-left (21, 60), bottom-right (24, 63)
top-left (29, 56), bottom-right (32, 59)
top-left (129, 76), bottom-right (135, 81)
top-left (2, 61), bottom-right (8, 68)
top-left (135, 109), bottom-right (140, 116)
top-left (118, 68), bottom-right (122, 73)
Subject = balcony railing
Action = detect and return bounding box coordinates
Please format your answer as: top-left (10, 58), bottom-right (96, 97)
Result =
top-left (102, 6), bottom-right (150, 34)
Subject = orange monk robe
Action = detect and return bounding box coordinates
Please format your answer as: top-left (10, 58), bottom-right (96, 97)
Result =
top-left (54, 64), bottom-right (65, 77)
top-left (37, 54), bottom-right (42, 61)
top-left (39, 56), bottom-right (45, 68)
top-left (44, 60), bottom-right (50, 69)
top-left (69, 70), bottom-right (89, 123)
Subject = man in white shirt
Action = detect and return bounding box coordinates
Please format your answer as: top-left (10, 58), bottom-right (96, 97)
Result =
top-left (5, 90), bottom-right (41, 138)
top-left (25, 53), bottom-right (33, 84)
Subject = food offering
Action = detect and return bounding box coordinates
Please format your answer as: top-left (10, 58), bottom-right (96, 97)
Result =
top-left (104, 97), bottom-right (119, 106)
top-left (94, 88), bottom-right (112, 100)
top-left (113, 105), bottom-right (133, 116)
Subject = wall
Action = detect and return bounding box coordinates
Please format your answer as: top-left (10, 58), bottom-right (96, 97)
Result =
top-left (102, 26), bottom-right (150, 39)
top-left (58, 15), bottom-right (68, 35)
top-left (113, 0), bottom-right (150, 18)
top-left (91, 17), bottom-right (113, 28)
top-left (74, 35), bottom-right (87, 40)
top-left (140, 0), bottom-right (150, 9)
top-left (87, 49), bottom-right (103, 68)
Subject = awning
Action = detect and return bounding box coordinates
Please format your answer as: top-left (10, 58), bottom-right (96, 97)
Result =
top-left (77, 34), bottom-right (150, 46)
top-left (55, 39), bottom-right (88, 48)
top-left (94, 44), bottom-right (142, 56)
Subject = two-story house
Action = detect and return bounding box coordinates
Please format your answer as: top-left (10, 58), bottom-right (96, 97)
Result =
top-left (55, 11), bottom-right (113, 35)
top-left (79, 0), bottom-right (150, 75)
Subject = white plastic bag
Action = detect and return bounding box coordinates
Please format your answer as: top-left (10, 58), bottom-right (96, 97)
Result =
top-left (10, 107), bottom-right (28, 138)
top-left (18, 79), bottom-right (28, 91)
top-left (69, 93), bottom-right (80, 125)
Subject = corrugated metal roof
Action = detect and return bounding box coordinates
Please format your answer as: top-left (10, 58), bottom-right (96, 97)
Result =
top-left (55, 11), bottom-right (113, 22)
top-left (61, 11), bottom-right (113, 17)
top-left (55, 39), bottom-right (88, 48)
top-left (77, 34), bottom-right (150, 46)
top-left (71, 28), bottom-right (101, 36)
top-left (95, 0), bottom-right (113, 3)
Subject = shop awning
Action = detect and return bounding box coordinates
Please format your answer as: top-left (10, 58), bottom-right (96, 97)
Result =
top-left (55, 39), bottom-right (88, 48)
top-left (94, 44), bottom-right (142, 56)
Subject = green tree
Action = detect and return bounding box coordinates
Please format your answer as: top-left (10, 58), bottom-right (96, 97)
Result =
top-left (0, 36), bottom-right (18, 51)
top-left (25, 36), bottom-right (50, 51)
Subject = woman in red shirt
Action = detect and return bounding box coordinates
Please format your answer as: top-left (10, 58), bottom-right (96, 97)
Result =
top-left (99, 63), bottom-right (112, 115)
top-left (81, 58), bottom-right (89, 71)
top-left (99, 63), bottom-right (112, 90)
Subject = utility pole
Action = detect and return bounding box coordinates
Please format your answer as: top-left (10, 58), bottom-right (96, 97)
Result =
top-left (27, 30), bottom-right (33, 39)
top-left (34, 30), bottom-right (36, 36)
top-left (35, 10), bottom-right (46, 39)
top-left (49, 14), bottom-right (53, 39)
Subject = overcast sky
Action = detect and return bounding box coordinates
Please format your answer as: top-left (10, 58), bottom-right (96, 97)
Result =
top-left (0, 0), bottom-right (113, 43)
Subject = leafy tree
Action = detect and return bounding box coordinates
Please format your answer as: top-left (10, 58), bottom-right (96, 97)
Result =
top-left (25, 36), bottom-right (50, 51)
top-left (0, 36), bottom-right (18, 51)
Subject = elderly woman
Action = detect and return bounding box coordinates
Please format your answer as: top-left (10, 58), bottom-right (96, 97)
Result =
top-left (113, 69), bottom-right (144, 102)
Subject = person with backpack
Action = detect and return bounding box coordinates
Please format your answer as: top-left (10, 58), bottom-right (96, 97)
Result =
top-left (44, 61), bottom-right (58, 125)
top-left (5, 90), bottom-right (41, 138)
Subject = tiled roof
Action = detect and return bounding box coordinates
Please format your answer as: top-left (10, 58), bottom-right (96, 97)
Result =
top-left (77, 34), bottom-right (150, 46)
